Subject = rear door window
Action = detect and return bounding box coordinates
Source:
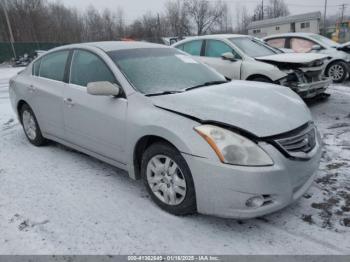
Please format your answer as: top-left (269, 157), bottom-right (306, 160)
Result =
top-left (39, 51), bottom-right (69, 81)
top-left (290, 38), bottom-right (316, 53)
top-left (181, 40), bottom-right (203, 56)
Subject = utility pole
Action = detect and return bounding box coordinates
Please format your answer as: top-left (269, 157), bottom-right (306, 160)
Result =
top-left (261, 0), bottom-right (264, 20)
top-left (157, 13), bottom-right (161, 42)
top-left (340, 4), bottom-right (346, 24)
top-left (338, 3), bottom-right (347, 43)
top-left (0, 0), bottom-right (16, 58)
top-left (323, 0), bottom-right (327, 36)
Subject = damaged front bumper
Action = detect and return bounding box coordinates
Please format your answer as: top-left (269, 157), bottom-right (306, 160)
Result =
top-left (292, 77), bottom-right (332, 99)
top-left (279, 71), bottom-right (332, 99)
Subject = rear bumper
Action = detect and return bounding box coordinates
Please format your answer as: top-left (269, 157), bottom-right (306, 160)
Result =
top-left (291, 77), bottom-right (332, 99)
top-left (183, 141), bottom-right (322, 219)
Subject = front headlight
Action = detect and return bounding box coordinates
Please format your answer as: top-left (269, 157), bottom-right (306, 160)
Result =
top-left (346, 55), bottom-right (350, 63)
top-left (194, 125), bottom-right (273, 166)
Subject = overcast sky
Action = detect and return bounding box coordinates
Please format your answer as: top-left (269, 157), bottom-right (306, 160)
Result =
top-left (53, 0), bottom-right (349, 24)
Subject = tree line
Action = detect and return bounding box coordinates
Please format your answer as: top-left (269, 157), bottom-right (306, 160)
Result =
top-left (0, 0), bottom-right (290, 44)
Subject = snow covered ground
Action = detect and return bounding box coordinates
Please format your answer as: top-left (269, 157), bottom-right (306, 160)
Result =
top-left (0, 66), bottom-right (349, 254)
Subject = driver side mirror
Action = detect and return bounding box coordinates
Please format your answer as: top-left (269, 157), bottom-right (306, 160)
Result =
top-left (311, 45), bottom-right (322, 51)
top-left (221, 52), bottom-right (237, 62)
top-left (87, 81), bottom-right (121, 97)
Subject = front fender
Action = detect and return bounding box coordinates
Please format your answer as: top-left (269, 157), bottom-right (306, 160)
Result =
top-left (242, 60), bottom-right (287, 81)
top-left (124, 94), bottom-right (221, 179)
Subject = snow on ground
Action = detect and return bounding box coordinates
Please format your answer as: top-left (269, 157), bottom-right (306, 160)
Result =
top-left (0, 66), bottom-right (349, 254)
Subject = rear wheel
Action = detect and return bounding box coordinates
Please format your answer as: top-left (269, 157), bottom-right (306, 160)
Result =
top-left (327, 61), bottom-right (348, 83)
top-left (141, 142), bottom-right (196, 215)
top-left (20, 104), bottom-right (47, 146)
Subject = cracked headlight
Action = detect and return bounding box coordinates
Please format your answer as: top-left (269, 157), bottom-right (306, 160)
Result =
top-left (194, 125), bottom-right (273, 166)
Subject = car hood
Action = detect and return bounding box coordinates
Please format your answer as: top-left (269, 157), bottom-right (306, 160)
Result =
top-left (255, 53), bottom-right (329, 64)
top-left (150, 81), bottom-right (311, 137)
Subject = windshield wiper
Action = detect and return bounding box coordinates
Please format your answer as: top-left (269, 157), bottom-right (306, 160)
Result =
top-left (145, 90), bottom-right (184, 97)
top-left (184, 80), bottom-right (228, 92)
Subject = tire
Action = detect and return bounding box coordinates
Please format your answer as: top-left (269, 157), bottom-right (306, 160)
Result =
top-left (249, 76), bottom-right (272, 83)
top-left (20, 104), bottom-right (47, 146)
top-left (326, 61), bottom-right (348, 83)
top-left (141, 142), bottom-right (196, 216)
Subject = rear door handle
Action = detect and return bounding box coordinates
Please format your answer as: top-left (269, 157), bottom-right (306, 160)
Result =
top-left (63, 98), bottom-right (74, 107)
top-left (28, 85), bottom-right (36, 92)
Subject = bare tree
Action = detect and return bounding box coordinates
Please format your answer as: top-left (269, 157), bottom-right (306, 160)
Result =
top-left (184, 0), bottom-right (227, 35)
top-left (252, 2), bottom-right (264, 21)
top-left (115, 7), bottom-right (125, 38)
top-left (265, 0), bottom-right (289, 19)
top-left (235, 5), bottom-right (251, 34)
top-left (164, 0), bottom-right (191, 37)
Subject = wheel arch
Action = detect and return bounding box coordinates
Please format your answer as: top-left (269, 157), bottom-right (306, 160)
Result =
top-left (246, 74), bottom-right (273, 82)
top-left (325, 59), bottom-right (349, 76)
top-left (17, 99), bottom-right (29, 124)
top-left (133, 135), bottom-right (179, 180)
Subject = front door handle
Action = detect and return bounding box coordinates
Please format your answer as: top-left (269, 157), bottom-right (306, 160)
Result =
top-left (63, 98), bottom-right (74, 107)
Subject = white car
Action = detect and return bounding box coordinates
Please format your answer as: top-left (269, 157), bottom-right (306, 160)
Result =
top-left (263, 33), bottom-right (350, 83)
top-left (173, 34), bottom-right (331, 99)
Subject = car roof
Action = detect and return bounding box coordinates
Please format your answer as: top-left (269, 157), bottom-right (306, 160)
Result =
top-left (173, 34), bottom-right (250, 45)
top-left (51, 41), bottom-right (168, 52)
top-left (263, 32), bottom-right (317, 39)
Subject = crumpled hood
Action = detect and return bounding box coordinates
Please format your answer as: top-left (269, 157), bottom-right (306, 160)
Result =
top-left (255, 53), bottom-right (328, 64)
top-left (150, 81), bottom-right (312, 137)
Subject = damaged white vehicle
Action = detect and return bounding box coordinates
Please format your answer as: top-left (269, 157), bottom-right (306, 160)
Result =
top-left (173, 34), bottom-right (332, 99)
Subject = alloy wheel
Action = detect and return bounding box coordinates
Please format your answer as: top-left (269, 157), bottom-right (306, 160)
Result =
top-left (329, 64), bottom-right (345, 81)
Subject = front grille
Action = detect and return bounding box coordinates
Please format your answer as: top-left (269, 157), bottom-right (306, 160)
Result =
top-left (275, 123), bottom-right (317, 159)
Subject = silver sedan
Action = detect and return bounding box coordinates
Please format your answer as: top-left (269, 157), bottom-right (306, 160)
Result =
top-left (9, 42), bottom-right (322, 218)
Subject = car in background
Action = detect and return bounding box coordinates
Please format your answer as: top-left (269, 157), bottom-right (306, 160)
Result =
top-left (263, 33), bottom-right (350, 83)
top-left (9, 41), bottom-right (322, 219)
top-left (173, 34), bottom-right (331, 99)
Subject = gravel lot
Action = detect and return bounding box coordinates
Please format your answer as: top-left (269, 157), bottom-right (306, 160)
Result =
top-left (0, 66), bottom-right (349, 254)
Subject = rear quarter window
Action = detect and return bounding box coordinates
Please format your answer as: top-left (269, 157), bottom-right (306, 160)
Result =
top-left (32, 59), bottom-right (41, 76)
top-left (39, 50), bottom-right (69, 81)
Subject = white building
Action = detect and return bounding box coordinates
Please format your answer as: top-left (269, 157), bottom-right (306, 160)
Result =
top-left (247, 12), bottom-right (321, 38)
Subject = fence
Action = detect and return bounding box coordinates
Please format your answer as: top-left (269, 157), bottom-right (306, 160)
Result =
top-left (0, 42), bottom-right (67, 62)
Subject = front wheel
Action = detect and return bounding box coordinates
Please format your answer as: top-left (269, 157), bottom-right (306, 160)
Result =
top-left (141, 142), bottom-right (196, 215)
top-left (327, 61), bottom-right (348, 83)
top-left (20, 104), bottom-right (47, 146)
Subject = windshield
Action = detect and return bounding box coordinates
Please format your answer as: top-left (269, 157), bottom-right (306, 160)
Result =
top-left (309, 34), bottom-right (339, 48)
top-left (108, 48), bottom-right (225, 95)
top-left (230, 37), bottom-right (278, 57)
